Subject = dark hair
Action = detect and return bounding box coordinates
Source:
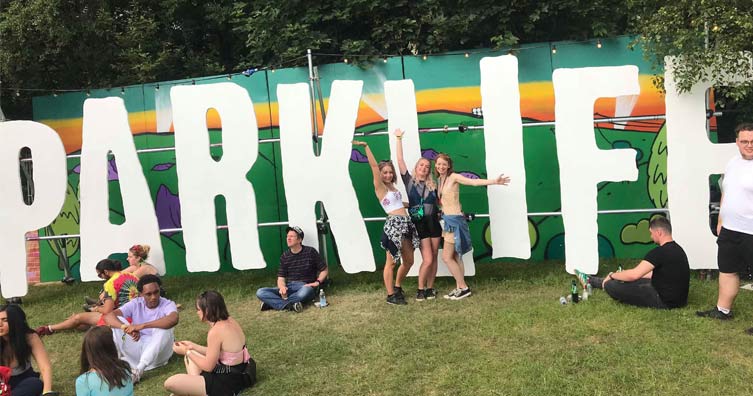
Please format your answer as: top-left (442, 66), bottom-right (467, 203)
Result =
top-left (80, 326), bottom-right (131, 390)
top-left (96, 258), bottom-right (122, 272)
top-left (0, 305), bottom-right (34, 368)
top-left (136, 274), bottom-right (161, 293)
top-left (196, 290), bottom-right (229, 323)
top-left (735, 123), bottom-right (753, 137)
top-left (649, 216), bottom-right (672, 234)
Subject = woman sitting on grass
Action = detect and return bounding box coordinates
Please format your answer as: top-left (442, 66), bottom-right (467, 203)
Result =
top-left (434, 153), bottom-right (510, 300)
top-left (353, 140), bottom-right (420, 305)
top-left (76, 326), bottom-right (133, 396)
top-left (122, 244), bottom-right (159, 278)
top-left (0, 304), bottom-right (55, 396)
top-left (36, 259), bottom-right (138, 336)
top-left (164, 290), bottom-right (255, 396)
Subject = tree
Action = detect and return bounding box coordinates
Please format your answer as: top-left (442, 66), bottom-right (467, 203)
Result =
top-left (629, 0), bottom-right (753, 128)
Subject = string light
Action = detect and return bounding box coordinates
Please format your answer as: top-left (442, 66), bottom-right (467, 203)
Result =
top-left (15, 90), bottom-right (20, 97)
top-left (551, 45), bottom-right (557, 54)
top-left (464, 52), bottom-right (469, 58)
top-left (226, 74), bottom-right (232, 80)
top-left (120, 87), bottom-right (125, 95)
top-left (86, 90), bottom-right (91, 97)
top-left (596, 39), bottom-right (602, 49)
top-left (155, 84), bottom-right (160, 91)
top-left (422, 54), bottom-right (428, 60)
top-left (343, 58), bottom-right (349, 64)
top-left (53, 91), bottom-right (58, 97)
top-left (191, 80), bottom-right (196, 85)
top-left (383, 57), bottom-right (388, 63)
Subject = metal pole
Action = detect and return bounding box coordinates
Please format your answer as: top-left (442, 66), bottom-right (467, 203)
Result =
top-left (307, 49), bottom-right (330, 266)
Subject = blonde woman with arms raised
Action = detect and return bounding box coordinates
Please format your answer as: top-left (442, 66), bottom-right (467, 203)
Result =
top-left (353, 140), bottom-right (420, 305)
top-left (435, 153), bottom-right (510, 300)
top-left (394, 128), bottom-right (442, 300)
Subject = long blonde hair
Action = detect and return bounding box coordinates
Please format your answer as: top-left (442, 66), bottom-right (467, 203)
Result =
top-left (414, 158), bottom-right (436, 190)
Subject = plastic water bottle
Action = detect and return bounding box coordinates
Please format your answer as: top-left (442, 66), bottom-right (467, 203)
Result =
top-left (570, 280), bottom-right (579, 303)
top-left (586, 283), bottom-right (593, 296)
top-left (559, 296), bottom-right (568, 305)
top-left (319, 288), bottom-right (327, 308)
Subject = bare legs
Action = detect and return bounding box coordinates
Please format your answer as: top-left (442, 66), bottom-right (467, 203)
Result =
top-left (717, 272), bottom-right (740, 310)
top-left (163, 351), bottom-right (206, 396)
top-left (442, 236), bottom-right (467, 289)
top-left (49, 312), bottom-right (100, 333)
top-left (384, 238), bottom-right (416, 296)
top-left (417, 237), bottom-right (440, 290)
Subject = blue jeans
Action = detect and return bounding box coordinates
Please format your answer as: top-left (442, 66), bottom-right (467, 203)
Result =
top-left (256, 281), bottom-right (315, 310)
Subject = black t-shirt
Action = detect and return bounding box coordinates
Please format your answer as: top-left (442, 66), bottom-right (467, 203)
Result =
top-left (277, 245), bottom-right (326, 283)
top-left (645, 241), bottom-right (690, 308)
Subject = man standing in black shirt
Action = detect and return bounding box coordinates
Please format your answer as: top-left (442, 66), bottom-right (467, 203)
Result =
top-left (256, 226), bottom-right (328, 312)
top-left (578, 216), bottom-right (690, 309)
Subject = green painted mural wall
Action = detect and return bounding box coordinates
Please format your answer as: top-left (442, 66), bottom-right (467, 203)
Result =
top-left (32, 36), bottom-right (693, 281)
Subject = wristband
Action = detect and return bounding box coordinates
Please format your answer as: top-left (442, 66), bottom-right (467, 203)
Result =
top-left (120, 324), bottom-right (128, 330)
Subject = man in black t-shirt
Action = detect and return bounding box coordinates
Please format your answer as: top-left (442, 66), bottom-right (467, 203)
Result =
top-left (256, 226), bottom-right (328, 312)
top-left (581, 217), bottom-right (690, 309)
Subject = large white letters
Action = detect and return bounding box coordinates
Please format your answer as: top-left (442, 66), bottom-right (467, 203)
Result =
top-left (553, 66), bottom-right (640, 274)
top-left (278, 82), bottom-right (375, 273)
top-left (664, 56), bottom-right (751, 269)
top-left (171, 83), bottom-right (265, 272)
top-left (480, 55), bottom-right (531, 259)
top-left (0, 121), bottom-right (66, 297)
top-left (79, 98), bottom-right (165, 280)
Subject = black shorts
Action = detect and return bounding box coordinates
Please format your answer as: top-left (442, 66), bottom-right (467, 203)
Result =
top-left (717, 228), bottom-right (753, 274)
top-left (202, 359), bottom-right (256, 396)
top-left (413, 212), bottom-right (442, 239)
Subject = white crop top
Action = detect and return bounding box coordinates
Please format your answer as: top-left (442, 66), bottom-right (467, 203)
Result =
top-left (380, 189), bottom-right (404, 213)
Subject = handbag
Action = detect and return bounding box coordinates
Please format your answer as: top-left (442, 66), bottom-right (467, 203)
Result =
top-left (409, 199), bottom-right (424, 221)
top-left (0, 366), bottom-right (11, 395)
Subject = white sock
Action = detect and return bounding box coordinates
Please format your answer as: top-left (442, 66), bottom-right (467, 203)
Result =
top-left (717, 306), bottom-right (731, 314)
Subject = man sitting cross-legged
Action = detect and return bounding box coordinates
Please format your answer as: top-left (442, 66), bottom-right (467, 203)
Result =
top-left (577, 216), bottom-right (690, 309)
top-left (102, 274), bottom-right (179, 383)
top-left (256, 226), bottom-right (328, 313)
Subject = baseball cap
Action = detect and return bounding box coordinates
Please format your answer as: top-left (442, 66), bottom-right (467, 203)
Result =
top-left (286, 226), bottom-right (304, 239)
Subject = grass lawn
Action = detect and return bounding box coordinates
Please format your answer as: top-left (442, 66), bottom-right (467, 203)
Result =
top-left (20, 259), bottom-right (753, 396)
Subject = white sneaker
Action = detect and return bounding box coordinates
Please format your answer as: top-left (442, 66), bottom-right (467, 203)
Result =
top-left (443, 288), bottom-right (460, 299)
top-left (131, 368), bottom-right (143, 383)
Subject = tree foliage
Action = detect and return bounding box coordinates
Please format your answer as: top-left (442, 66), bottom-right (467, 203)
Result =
top-left (629, 0), bottom-right (753, 100)
top-left (1, 0), bottom-right (633, 118)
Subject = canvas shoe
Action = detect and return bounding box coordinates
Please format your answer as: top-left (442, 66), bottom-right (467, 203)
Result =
top-left (131, 368), bottom-right (143, 383)
top-left (386, 294), bottom-right (406, 305)
top-left (415, 289), bottom-right (426, 301)
top-left (394, 286), bottom-right (405, 299)
top-left (696, 307), bottom-right (733, 320)
top-left (425, 288), bottom-right (437, 300)
top-left (291, 302), bottom-right (303, 313)
top-left (443, 288), bottom-right (461, 299)
top-left (450, 287), bottom-right (472, 300)
top-left (260, 302), bottom-right (273, 312)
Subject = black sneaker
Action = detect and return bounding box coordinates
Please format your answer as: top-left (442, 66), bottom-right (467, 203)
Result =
top-left (425, 288), bottom-right (437, 300)
top-left (292, 302), bottom-right (303, 313)
top-left (394, 286), bottom-right (405, 299)
top-left (450, 287), bottom-right (472, 300)
top-left (696, 307), bottom-right (733, 320)
top-left (416, 289), bottom-right (426, 301)
top-left (260, 302), bottom-right (273, 311)
top-left (386, 294), bottom-right (406, 305)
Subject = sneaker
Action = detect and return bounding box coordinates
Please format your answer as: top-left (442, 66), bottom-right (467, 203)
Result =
top-left (416, 289), bottom-right (426, 301)
top-left (35, 325), bottom-right (53, 337)
top-left (574, 269), bottom-right (589, 289)
top-left (450, 287), bottom-right (472, 300)
top-left (83, 304), bottom-right (93, 312)
top-left (292, 302), bottom-right (303, 313)
top-left (131, 368), bottom-right (143, 383)
top-left (425, 288), bottom-right (437, 300)
top-left (696, 307), bottom-right (733, 320)
top-left (394, 286), bottom-right (404, 299)
top-left (443, 288), bottom-right (460, 299)
top-left (386, 294), bottom-right (406, 305)
top-left (84, 296), bottom-right (99, 306)
top-left (260, 302), bottom-right (273, 311)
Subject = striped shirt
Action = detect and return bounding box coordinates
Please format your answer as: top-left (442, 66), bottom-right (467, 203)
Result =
top-left (278, 246), bottom-right (326, 283)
